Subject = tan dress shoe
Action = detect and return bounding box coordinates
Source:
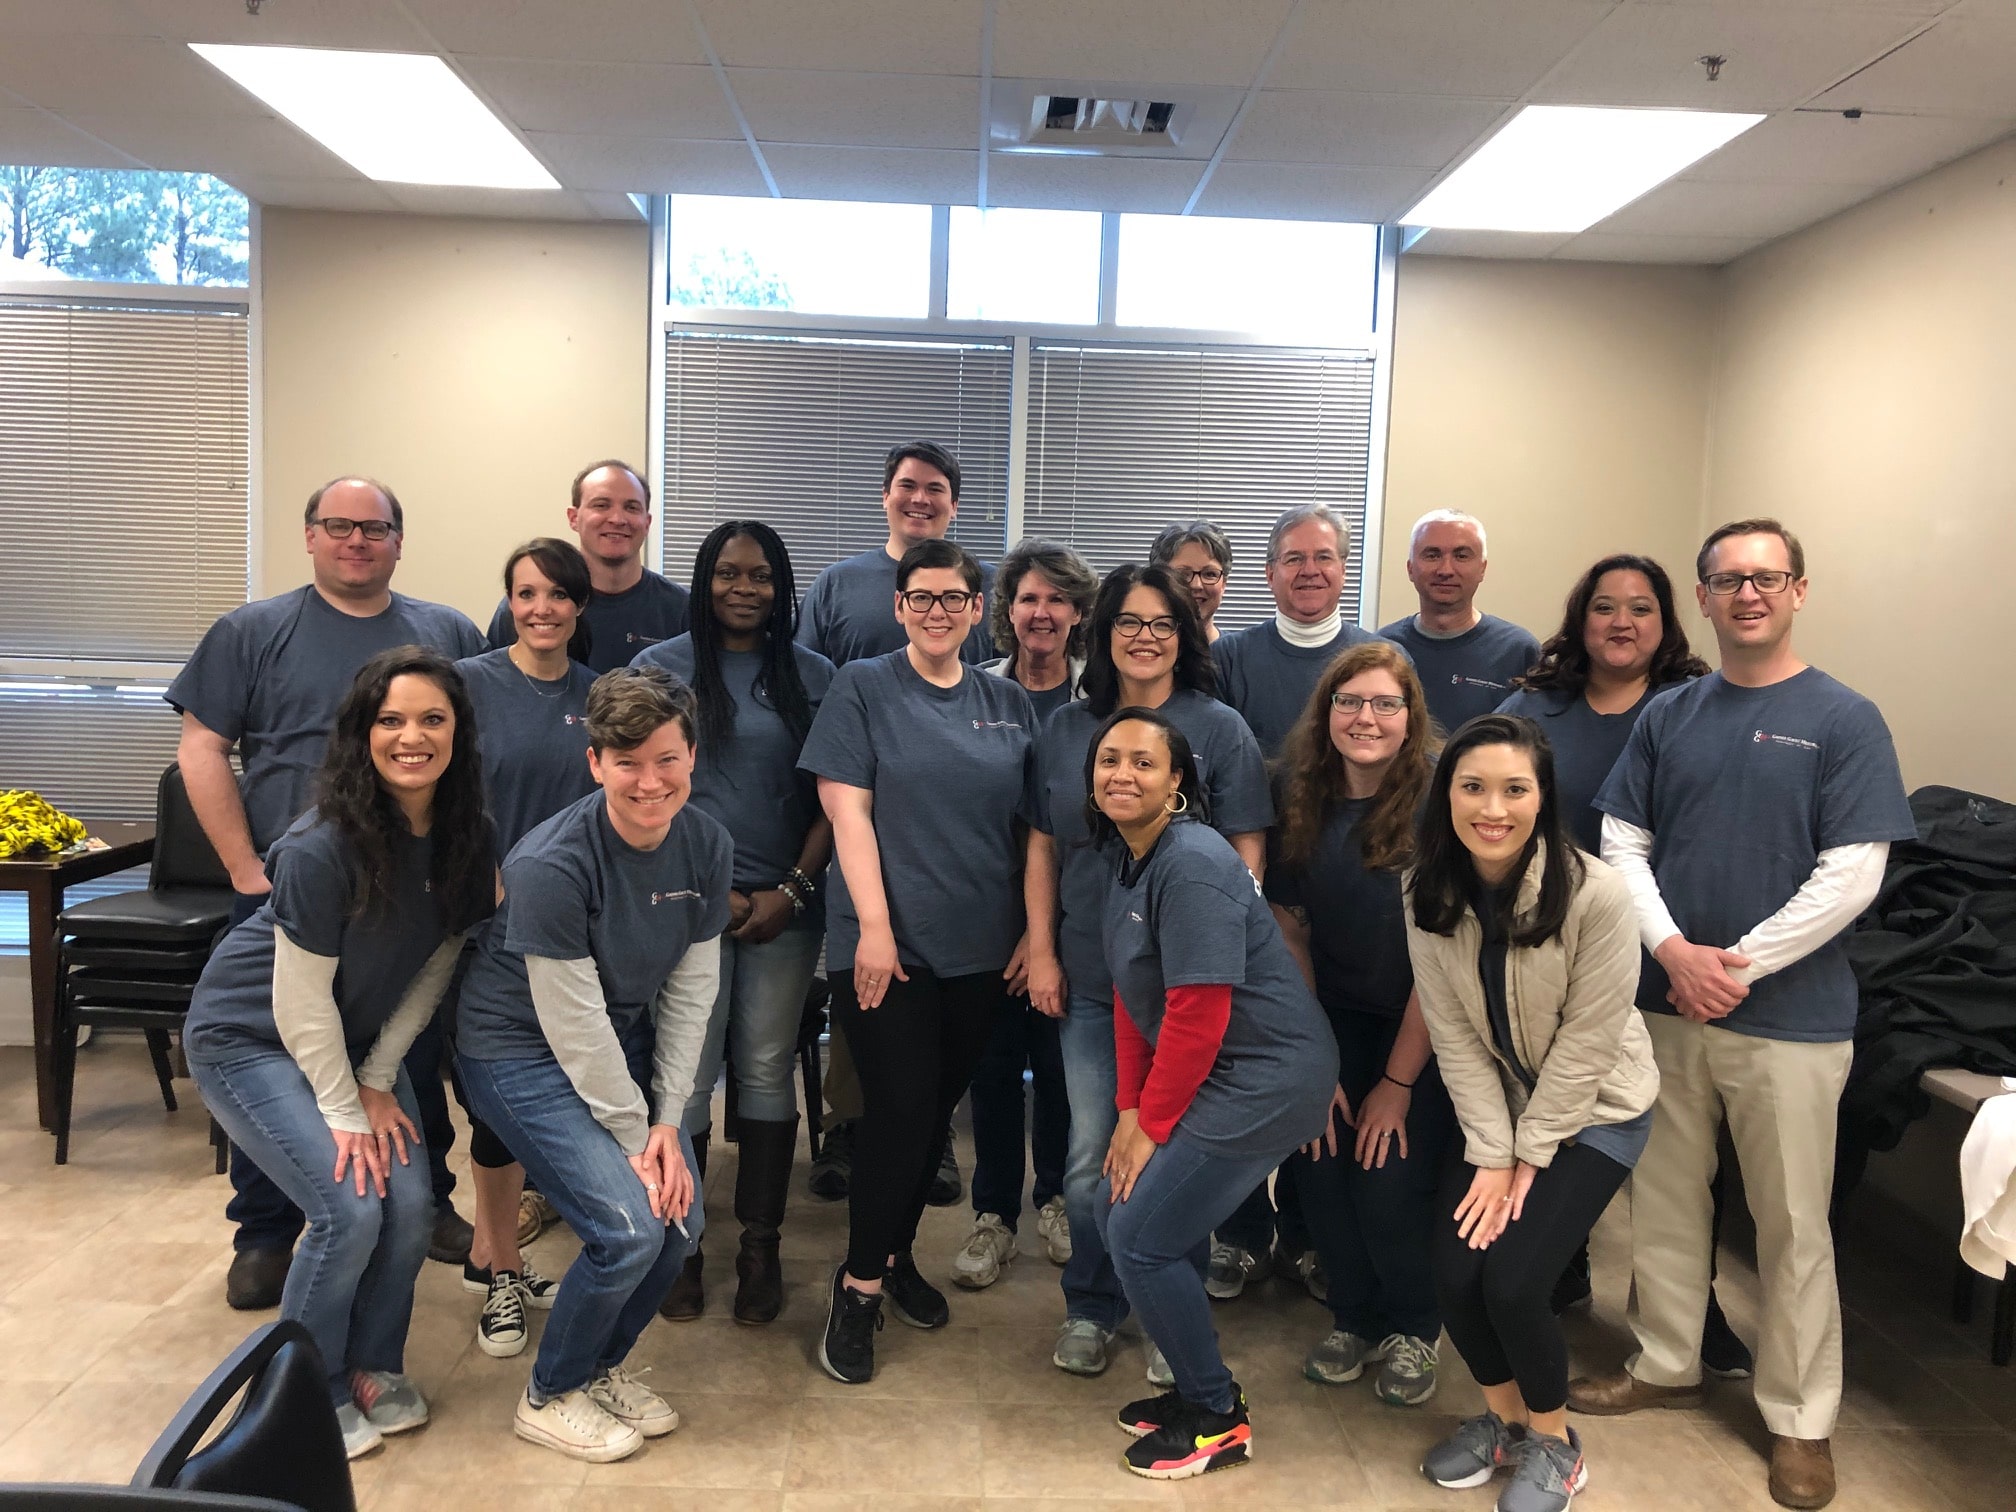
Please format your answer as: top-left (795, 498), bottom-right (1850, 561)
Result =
top-left (1769, 1435), bottom-right (1835, 1509)
top-left (1565, 1369), bottom-right (1704, 1415)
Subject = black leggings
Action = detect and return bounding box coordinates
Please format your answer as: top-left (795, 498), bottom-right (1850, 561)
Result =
top-left (1434, 1142), bottom-right (1630, 1414)
top-left (833, 965), bottom-right (1005, 1282)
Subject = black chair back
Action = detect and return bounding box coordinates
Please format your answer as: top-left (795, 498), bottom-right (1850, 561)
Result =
top-left (132, 1321), bottom-right (353, 1512)
top-left (0, 1488), bottom-right (305, 1509)
top-left (152, 765), bottom-right (232, 893)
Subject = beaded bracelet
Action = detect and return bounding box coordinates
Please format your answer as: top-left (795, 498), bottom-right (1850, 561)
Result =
top-left (788, 865), bottom-right (819, 897)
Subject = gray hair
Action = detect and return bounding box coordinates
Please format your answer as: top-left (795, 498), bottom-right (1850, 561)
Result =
top-left (1409, 508), bottom-right (1488, 558)
top-left (1265, 503), bottom-right (1352, 563)
top-left (1148, 519), bottom-right (1234, 571)
top-left (990, 536), bottom-right (1099, 658)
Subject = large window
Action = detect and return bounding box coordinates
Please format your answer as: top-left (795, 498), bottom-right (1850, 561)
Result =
top-left (0, 167), bottom-right (249, 287)
top-left (667, 195), bottom-right (931, 319)
top-left (1115, 215), bottom-right (1380, 341)
top-left (946, 207), bottom-right (1101, 325)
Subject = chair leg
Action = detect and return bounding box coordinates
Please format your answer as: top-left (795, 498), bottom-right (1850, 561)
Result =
top-left (209, 1117), bottom-right (228, 1176)
top-left (1994, 1265), bottom-right (2015, 1368)
top-left (1955, 1252), bottom-right (1977, 1324)
top-left (145, 1029), bottom-right (179, 1113)
top-left (51, 1004), bottom-right (79, 1168)
top-left (799, 1038), bottom-right (823, 1164)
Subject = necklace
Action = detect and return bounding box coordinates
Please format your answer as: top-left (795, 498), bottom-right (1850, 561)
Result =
top-left (508, 644), bottom-right (570, 699)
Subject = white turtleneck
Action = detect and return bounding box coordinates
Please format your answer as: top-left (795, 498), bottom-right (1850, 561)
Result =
top-left (1275, 607), bottom-right (1342, 648)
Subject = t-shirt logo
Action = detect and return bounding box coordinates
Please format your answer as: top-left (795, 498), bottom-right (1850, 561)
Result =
top-left (1752, 729), bottom-right (1820, 751)
top-left (563, 713), bottom-right (581, 725)
top-left (626, 632), bottom-right (664, 647)
top-left (651, 889), bottom-right (702, 905)
top-left (972, 718), bottom-right (1024, 731)
top-left (1128, 910), bottom-right (1144, 923)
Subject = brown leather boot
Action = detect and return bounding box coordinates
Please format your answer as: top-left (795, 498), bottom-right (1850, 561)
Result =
top-left (733, 1116), bottom-right (798, 1325)
top-left (1566, 1369), bottom-right (1703, 1415)
top-left (1768, 1436), bottom-right (1835, 1509)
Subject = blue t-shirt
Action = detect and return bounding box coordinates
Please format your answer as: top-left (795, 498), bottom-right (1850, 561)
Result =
top-left (1380, 613), bottom-right (1541, 736)
top-left (185, 810), bottom-right (493, 1063)
top-left (1595, 668), bottom-right (1915, 1042)
top-left (795, 548), bottom-right (997, 667)
top-left (1032, 690), bottom-right (1274, 1009)
top-left (797, 650), bottom-right (1035, 977)
top-left (454, 649), bottom-right (598, 857)
top-left (632, 634), bottom-right (836, 900)
top-left (487, 567), bottom-right (690, 675)
top-left (1211, 619), bottom-right (1395, 758)
top-left (457, 792), bottom-right (734, 1061)
top-left (1265, 796), bottom-right (1413, 1023)
top-left (1103, 820), bottom-right (1336, 1158)
top-left (166, 586), bottom-right (487, 854)
top-left (1496, 682), bottom-right (1689, 856)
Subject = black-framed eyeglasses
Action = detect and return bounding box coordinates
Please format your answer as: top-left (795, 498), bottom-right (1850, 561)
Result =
top-left (1702, 570), bottom-right (1793, 596)
top-left (1332, 692), bottom-right (1406, 717)
top-left (1169, 566), bottom-right (1225, 587)
top-left (312, 515), bottom-right (397, 542)
top-left (900, 589), bottom-right (974, 614)
top-left (1112, 613), bottom-right (1178, 641)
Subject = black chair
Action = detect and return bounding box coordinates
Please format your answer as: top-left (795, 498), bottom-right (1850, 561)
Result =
top-left (797, 974), bottom-right (831, 1164)
top-left (132, 1320), bottom-right (352, 1512)
top-left (0, 1489), bottom-right (304, 1510)
top-left (52, 764), bottom-right (236, 1166)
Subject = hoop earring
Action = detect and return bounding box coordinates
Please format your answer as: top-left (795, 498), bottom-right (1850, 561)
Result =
top-left (1164, 791), bottom-right (1189, 816)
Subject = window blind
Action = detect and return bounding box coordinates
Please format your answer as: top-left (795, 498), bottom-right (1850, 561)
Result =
top-left (0, 684), bottom-right (178, 821)
top-left (1023, 343), bottom-right (1377, 632)
top-left (0, 298), bottom-right (249, 661)
top-left (661, 330), bottom-right (1013, 587)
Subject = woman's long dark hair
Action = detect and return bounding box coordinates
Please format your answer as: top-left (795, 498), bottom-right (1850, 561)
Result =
top-left (687, 520), bottom-right (814, 753)
top-left (1515, 553), bottom-right (1710, 697)
top-left (1078, 563), bottom-right (1217, 718)
top-left (1409, 713), bottom-right (1583, 947)
top-left (316, 646), bottom-right (492, 930)
top-left (1081, 705), bottom-right (1212, 851)
top-left (1277, 640), bottom-right (1436, 872)
top-left (502, 537), bottom-right (594, 666)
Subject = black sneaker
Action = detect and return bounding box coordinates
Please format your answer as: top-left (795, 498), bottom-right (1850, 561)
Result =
top-left (808, 1121), bottom-right (854, 1201)
top-left (885, 1251), bottom-right (950, 1329)
top-left (1121, 1389), bottom-right (1252, 1480)
top-left (818, 1265), bottom-right (883, 1384)
top-left (225, 1246), bottom-right (291, 1311)
top-left (1116, 1387), bottom-right (1185, 1438)
top-left (926, 1136), bottom-right (963, 1207)
top-left (1701, 1295), bottom-right (1754, 1379)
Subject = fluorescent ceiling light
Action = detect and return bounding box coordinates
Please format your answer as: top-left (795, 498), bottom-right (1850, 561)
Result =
top-left (1403, 105), bottom-right (1763, 233)
top-left (190, 44), bottom-right (557, 190)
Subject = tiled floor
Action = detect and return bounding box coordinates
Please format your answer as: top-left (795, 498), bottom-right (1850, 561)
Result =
top-left (1, 1037), bottom-right (2010, 1510)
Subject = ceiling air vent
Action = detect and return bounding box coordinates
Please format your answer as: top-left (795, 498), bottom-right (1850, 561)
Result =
top-left (990, 80), bottom-right (1241, 159)
top-left (1034, 96), bottom-right (1177, 145)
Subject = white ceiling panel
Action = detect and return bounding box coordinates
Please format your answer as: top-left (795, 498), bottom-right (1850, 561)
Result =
top-left (1269, 0), bottom-right (1613, 97)
top-left (1814, 10), bottom-right (2016, 117)
top-left (992, 0), bottom-right (1297, 87)
top-left (764, 144), bottom-right (978, 203)
top-left (0, 105), bottom-right (139, 168)
top-left (0, 34), bottom-right (269, 117)
top-left (378, 184), bottom-right (596, 220)
top-left (526, 133), bottom-right (769, 196)
top-left (1191, 161), bottom-right (1434, 222)
top-left (225, 174), bottom-right (399, 213)
top-left (731, 69), bottom-right (979, 149)
top-left (987, 153), bottom-right (1202, 213)
top-left (405, 0), bottom-right (707, 65)
top-left (0, 2), bottom-right (154, 38)
top-left (1554, 229), bottom-right (1763, 263)
top-left (1686, 109), bottom-right (2012, 186)
top-left (1594, 174), bottom-right (1876, 239)
top-left (139, 0), bottom-right (431, 51)
top-left (692, 0), bottom-right (984, 75)
top-left (70, 112), bottom-right (353, 179)
top-left (1229, 91), bottom-right (1511, 167)
top-left (1532, 4), bottom-right (1929, 112)
top-left (1634, 0), bottom-right (1949, 13)
top-left (1404, 228), bottom-right (1576, 258)
top-left (459, 58), bottom-right (740, 139)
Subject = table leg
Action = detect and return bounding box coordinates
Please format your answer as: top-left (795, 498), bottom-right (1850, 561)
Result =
top-left (27, 876), bottom-right (60, 1132)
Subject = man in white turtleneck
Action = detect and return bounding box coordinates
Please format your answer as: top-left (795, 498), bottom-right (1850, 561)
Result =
top-left (1209, 503), bottom-right (1394, 759)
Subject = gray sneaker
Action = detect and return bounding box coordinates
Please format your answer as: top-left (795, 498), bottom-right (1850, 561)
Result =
top-left (1304, 1329), bottom-right (1379, 1384)
top-left (1051, 1317), bottom-right (1113, 1375)
top-left (349, 1370), bottom-right (428, 1435)
top-left (1374, 1333), bottom-right (1439, 1405)
top-left (1499, 1426), bottom-right (1588, 1512)
top-left (335, 1403), bottom-right (382, 1461)
top-left (1144, 1341), bottom-right (1174, 1388)
top-left (1421, 1411), bottom-right (1521, 1489)
top-left (951, 1213), bottom-right (1017, 1289)
top-left (1203, 1241), bottom-right (1268, 1300)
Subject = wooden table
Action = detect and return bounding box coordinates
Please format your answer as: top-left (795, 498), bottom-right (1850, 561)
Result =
top-left (0, 821), bottom-right (155, 1131)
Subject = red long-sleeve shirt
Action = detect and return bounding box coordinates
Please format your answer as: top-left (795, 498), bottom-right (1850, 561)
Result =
top-left (1113, 983), bottom-right (1233, 1144)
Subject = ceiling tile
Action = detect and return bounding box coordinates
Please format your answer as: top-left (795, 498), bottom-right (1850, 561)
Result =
top-left (1403, 228), bottom-right (1575, 258)
top-left (460, 58), bottom-right (740, 139)
top-left (1191, 161), bottom-right (1432, 222)
top-left (986, 153), bottom-right (1200, 213)
top-left (1686, 109), bottom-right (2013, 186)
top-left (1594, 175), bottom-right (1875, 239)
top-left (992, 0), bottom-right (1297, 87)
top-left (1228, 91), bottom-right (1510, 167)
top-left (1814, 10), bottom-right (2016, 117)
top-left (1531, 4), bottom-right (1930, 113)
top-left (1554, 229), bottom-right (1761, 263)
top-left (0, 34), bottom-right (270, 116)
top-left (137, 0), bottom-right (431, 50)
top-left (227, 174), bottom-right (400, 213)
top-left (378, 184), bottom-right (597, 219)
top-left (0, 106), bottom-right (140, 168)
top-left (692, 0), bottom-right (983, 75)
top-left (1269, 0), bottom-right (1613, 96)
top-left (730, 69), bottom-right (979, 149)
top-left (0, 1), bottom-right (155, 37)
top-left (525, 133), bottom-right (770, 196)
top-left (405, 0), bottom-right (706, 65)
top-left (764, 144), bottom-right (978, 203)
top-left (68, 111), bottom-right (353, 179)
top-left (1633, 1), bottom-right (1948, 13)
top-left (578, 191), bottom-right (649, 221)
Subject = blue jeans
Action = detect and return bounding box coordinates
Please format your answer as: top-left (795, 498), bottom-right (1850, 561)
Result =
top-left (458, 1021), bottom-right (700, 1400)
top-left (681, 924), bottom-right (822, 1132)
top-left (968, 997), bottom-right (1068, 1229)
top-left (193, 1051), bottom-right (432, 1406)
top-left (1058, 991), bottom-right (1126, 1330)
top-left (1096, 1128), bottom-right (1281, 1415)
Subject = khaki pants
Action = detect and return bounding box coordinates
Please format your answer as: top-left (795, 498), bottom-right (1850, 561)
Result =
top-left (1627, 1013), bottom-right (1852, 1440)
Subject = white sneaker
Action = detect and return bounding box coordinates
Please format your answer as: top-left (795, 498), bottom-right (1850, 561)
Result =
top-left (950, 1213), bottom-right (1017, 1290)
top-left (1036, 1195), bottom-right (1072, 1265)
top-left (514, 1388), bottom-right (643, 1463)
top-left (335, 1402), bottom-right (382, 1461)
top-left (588, 1364), bottom-right (679, 1438)
top-left (1145, 1341), bottom-right (1174, 1388)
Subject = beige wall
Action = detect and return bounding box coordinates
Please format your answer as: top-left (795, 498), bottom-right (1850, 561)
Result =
top-left (259, 209), bottom-right (650, 625)
top-left (1379, 257), bottom-right (1718, 641)
top-left (1708, 140), bottom-right (2016, 795)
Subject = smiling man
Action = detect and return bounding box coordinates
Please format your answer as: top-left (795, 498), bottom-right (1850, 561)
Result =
top-left (487, 460), bottom-right (690, 674)
top-left (1379, 509), bottom-right (1539, 735)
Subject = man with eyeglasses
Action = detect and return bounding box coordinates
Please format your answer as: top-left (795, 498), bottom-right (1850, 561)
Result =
top-left (1378, 508), bottom-right (1539, 734)
top-left (1149, 519), bottom-right (1234, 645)
top-left (485, 459), bottom-right (689, 673)
top-left (1569, 518), bottom-right (1913, 1512)
top-left (168, 475), bottom-right (488, 1313)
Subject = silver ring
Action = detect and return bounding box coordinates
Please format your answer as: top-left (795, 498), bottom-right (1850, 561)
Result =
top-left (645, 1182), bottom-right (660, 1191)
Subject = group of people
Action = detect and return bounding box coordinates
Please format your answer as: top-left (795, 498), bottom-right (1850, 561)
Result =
top-left (167, 440), bottom-right (1909, 1512)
